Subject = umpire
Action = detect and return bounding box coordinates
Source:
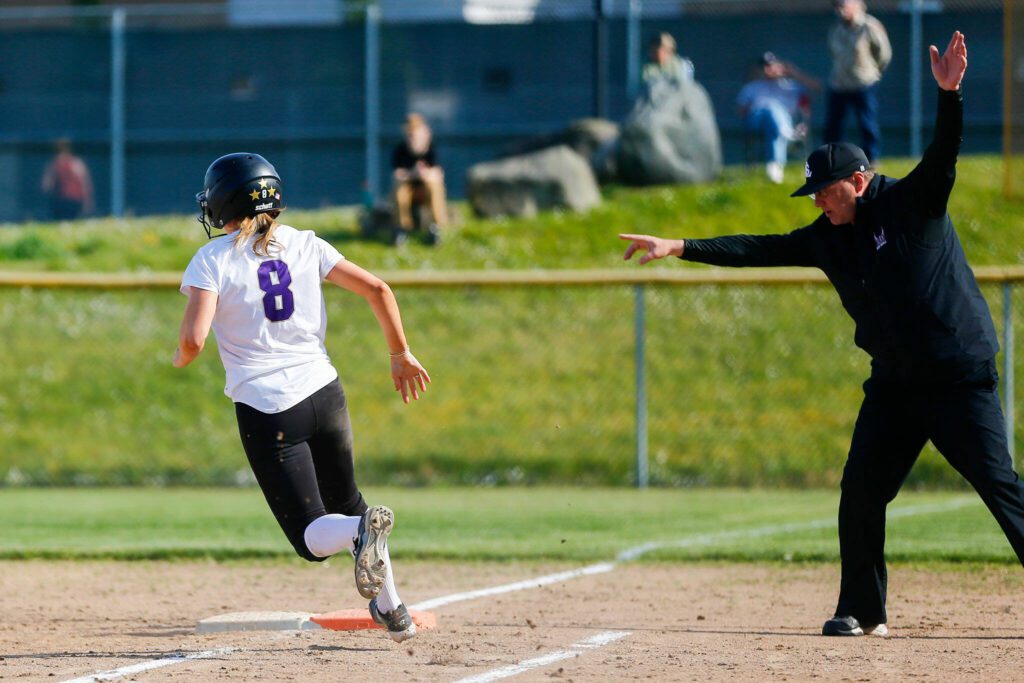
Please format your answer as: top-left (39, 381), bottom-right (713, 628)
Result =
top-left (621, 31), bottom-right (1024, 636)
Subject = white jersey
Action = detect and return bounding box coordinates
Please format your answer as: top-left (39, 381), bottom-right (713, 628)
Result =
top-left (180, 224), bottom-right (344, 413)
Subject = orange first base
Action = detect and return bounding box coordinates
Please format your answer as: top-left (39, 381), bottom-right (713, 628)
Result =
top-left (310, 608), bottom-right (436, 632)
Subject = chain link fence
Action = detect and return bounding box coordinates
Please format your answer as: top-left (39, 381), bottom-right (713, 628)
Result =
top-left (0, 272), bottom-right (1020, 489)
top-left (0, 0), bottom-right (1006, 220)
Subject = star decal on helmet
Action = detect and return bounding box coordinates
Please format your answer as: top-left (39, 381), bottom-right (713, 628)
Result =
top-left (250, 189), bottom-right (261, 200)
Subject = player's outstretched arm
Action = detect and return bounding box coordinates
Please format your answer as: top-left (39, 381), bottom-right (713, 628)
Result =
top-left (173, 286), bottom-right (217, 368)
top-left (930, 30), bottom-right (967, 92)
top-left (326, 259), bottom-right (430, 404)
top-left (619, 233), bottom-right (685, 265)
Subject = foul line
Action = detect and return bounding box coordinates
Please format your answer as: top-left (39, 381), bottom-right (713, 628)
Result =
top-left (410, 497), bottom-right (979, 612)
top-left (61, 648), bottom-right (236, 683)
top-left (410, 562), bottom-right (616, 611)
top-left (452, 631), bottom-right (632, 683)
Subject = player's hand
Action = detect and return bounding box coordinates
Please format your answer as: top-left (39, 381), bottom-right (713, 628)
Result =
top-left (390, 350), bottom-right (431, 404)
top-left (619, 233), bottom-right (685, 264)
top-left (930, 30), bottom-right (967, 92)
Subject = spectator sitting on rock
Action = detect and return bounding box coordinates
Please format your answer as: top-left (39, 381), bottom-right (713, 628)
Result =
top-left (641, 33), bottom-right (695, 104)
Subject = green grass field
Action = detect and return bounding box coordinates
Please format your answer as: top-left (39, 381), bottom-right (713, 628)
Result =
top-left (0, 156), bottom-right (1021, 487)
top-left (1, 487), bottom-right (1016, 564)
top-left (0, 157), bottom-right (1019, 273)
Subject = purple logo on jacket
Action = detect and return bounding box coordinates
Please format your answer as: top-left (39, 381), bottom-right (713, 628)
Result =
top-left (873, 227), bottom-right (887, 250)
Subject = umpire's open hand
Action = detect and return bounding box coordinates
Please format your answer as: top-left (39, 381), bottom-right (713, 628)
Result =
top-left (931, 30), bottom-right (967, 92)
top-left (619, 233), bottom-right (685, 264)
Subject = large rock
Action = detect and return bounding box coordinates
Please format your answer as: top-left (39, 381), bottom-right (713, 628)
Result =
top-left (500, 118), bottom-right (620, 185)
top-left (502, 118), bottom-right (619, 162)
top-left (467, 145), bottom-right (601, 218)
top-left (616, 78), bottom-right (722, 186)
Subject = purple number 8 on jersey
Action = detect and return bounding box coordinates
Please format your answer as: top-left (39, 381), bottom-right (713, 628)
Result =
top-left (257, 259), bottom-right (295, 322)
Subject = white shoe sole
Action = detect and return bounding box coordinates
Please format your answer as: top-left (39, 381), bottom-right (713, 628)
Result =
top-left (864, 623), bottom-right (889, 637)
top-left (354, 506), bottom-right (394, 599)
top-left (387, 623), bottom-right (417, 643)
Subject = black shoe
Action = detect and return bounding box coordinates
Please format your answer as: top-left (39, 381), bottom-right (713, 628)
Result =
top-left (425, 222), bottom-right (441, 246)
top-left (369, 598), bottom-right (417, 643)
top-left (822, 615), bottom-right (864, 636)
top-left (392, 229), bottom-right (408, 247)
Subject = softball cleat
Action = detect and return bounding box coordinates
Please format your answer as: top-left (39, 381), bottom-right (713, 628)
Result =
top-left (369, 598), bottom-right (417, 643)
top-left (353, 505), bottom-right (394, 599)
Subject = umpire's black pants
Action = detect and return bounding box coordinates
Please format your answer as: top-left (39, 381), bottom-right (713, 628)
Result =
top-left (836, 358), bottom-right (1024, 626)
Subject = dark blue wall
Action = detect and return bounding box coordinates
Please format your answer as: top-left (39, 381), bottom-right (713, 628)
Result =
top-left (0, 9), bottom-right (1002, 221)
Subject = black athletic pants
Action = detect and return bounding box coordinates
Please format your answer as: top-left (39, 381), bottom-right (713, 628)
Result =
top-left (836, 359), bottom-right (1024, 625)
top-left (235, 378), bottom-right (368, 562)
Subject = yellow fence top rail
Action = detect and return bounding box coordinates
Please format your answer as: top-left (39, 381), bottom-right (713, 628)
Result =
top-left (1, 266), bottom-right (1023, 289)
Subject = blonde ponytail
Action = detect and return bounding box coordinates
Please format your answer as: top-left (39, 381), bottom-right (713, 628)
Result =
top-left (234, 210), bottom-right (283, 256)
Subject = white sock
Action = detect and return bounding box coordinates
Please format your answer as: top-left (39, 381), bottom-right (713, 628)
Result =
top-left (303, 514), bottom-right (361, 558)
top-left (374, 541), bottom-right (403, 613)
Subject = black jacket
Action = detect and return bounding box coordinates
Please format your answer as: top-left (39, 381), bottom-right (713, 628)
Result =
top-left (681, 88), bottom-right (997, 379)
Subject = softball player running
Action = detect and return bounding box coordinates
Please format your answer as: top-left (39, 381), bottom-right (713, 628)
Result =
top-left (173, 153), bottom-right (428, 643)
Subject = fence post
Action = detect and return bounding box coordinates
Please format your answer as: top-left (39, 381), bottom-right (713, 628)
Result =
top-left (364, 2), bottom-right (381, 202)
top-left (110, 7), bottom-right (126, 218)
top-left (1005, 282), bottom-right (1016, 464)
top-left (635, 283), bottom-right (649, 488)
top-left (902, 0), bottom-right (941, 156)
top-left (626, 0), bottom-right (641, 101)
top-left (593, 0), bottom-right (609, 119)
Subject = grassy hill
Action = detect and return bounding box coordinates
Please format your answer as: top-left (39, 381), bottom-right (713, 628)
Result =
top-left (1, 157), bottom-right (1021, 488)
top-left (1, 156), bottom-right (1020, 272)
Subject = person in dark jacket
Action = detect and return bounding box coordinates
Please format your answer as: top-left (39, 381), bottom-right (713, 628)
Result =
top-left (621, 31), bottom-right (1024, 637)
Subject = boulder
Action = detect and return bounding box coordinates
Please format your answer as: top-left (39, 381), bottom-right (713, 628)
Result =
top-left (501, 118), bottom-right (619, 163)
top-left (467, 145), bottom-right (601, 218)
top-left (616, 78), bottom-right (722, 186)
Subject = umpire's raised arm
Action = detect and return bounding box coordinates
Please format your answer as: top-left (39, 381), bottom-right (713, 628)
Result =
top-left (900, 30), bottom-right (968, 221)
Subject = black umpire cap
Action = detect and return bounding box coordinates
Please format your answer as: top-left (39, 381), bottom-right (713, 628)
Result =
top-left (790, 142), bottom-right (870, 197)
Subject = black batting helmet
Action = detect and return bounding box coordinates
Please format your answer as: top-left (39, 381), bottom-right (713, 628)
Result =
top-left (196, 153), bottom-right (282, 238)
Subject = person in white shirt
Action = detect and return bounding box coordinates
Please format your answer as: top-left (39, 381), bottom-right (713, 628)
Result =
top-left (174, 153), bottom-right (428, 643)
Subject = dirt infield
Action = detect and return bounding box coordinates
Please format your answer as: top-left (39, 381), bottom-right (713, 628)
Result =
top-left (1, 559), bottom-right (1022, 681)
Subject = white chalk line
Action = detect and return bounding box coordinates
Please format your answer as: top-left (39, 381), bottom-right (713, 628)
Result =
top-left (616, 497), bottom-right (980, 561)
top-left (410, 562), bottom-right (617, 611)
top-left (61, 496), bottom-right (976, 682)
top-left (61, 647), bottom-right (236, 683)
top-left (452, 631), bottom-right (632, 683)
top-left (411, 496), bottom-right (979, 611)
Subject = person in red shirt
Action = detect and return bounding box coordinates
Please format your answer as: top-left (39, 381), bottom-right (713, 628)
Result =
top-left (41, 138), bottom-right (95, 220)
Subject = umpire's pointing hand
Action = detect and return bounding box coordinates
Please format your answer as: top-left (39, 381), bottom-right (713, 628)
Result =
top-left (620, 233), bottom-right (685, 264)
top-left (931, 30), bottom-right (967, 92)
